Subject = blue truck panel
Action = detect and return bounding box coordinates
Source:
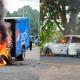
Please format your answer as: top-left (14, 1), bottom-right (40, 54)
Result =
top-left (15, 18), bottom-right (30, 57)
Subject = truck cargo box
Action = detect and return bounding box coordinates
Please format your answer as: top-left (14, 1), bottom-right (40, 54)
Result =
top-left (4, 17), bottom-right (30, 61)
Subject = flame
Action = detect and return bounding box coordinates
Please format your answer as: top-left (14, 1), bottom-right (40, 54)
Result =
top-left (0, 42), bottom-right (10, 66)
top-left (0, 60), bottom-right (7, 66)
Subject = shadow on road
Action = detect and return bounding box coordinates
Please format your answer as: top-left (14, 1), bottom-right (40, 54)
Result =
top-left (7, 60), bottom-right (40, 67)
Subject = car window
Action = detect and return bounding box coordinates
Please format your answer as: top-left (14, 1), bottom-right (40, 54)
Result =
top-left (71, 37), bottom-right (80, 43)
top-left (57, 37), bottom-right (70, 43)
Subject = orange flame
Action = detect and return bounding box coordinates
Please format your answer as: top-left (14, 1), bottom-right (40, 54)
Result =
top-left (0, 60), bottom-right (7, 66)
top-left (0, 42), bottom-right (10, 66)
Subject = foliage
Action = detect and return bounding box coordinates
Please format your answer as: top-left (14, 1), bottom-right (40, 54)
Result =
top-left (40, 0), bottom-right (80, 35)
top-left (6, 6), bottom-right (39, 37)
top-left (40, 19), bottom-right (62, 47)
top-left (40, 0), bottom-right (80, 48)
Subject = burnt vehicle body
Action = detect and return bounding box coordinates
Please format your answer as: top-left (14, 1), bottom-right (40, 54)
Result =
top-left (3, 17), bottom-right (30, 63)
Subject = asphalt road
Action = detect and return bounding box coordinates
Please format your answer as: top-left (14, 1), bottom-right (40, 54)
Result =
top-left (1, 47), bottom-right (80, 80)
top-left (0, 60), bottom-right (40, 80)
top-left (0, 47), bottom-right (40, 80)
top-left (41, 56), bottom-right (80, 80)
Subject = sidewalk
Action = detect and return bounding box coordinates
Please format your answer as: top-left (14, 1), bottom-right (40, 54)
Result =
top-left (25, 47), bottom-right (40, 60)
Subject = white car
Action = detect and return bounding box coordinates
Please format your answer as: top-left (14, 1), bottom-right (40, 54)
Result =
top-left (43, 35), bottom-right (80, 56)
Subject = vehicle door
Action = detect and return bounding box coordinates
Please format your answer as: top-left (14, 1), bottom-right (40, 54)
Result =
top-left (68, 37), bottom-right (80, 55)
top-left (57, 36), bottom-right (70, 54)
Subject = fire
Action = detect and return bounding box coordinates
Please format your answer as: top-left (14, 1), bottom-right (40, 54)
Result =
top-left (0, 42), bottom-right (10, 66)
top-left (0, 22), bottom-right (12, 66)
top-left (0, 60), bottom-right (7, 66)
top-left (0, 1), bottom-right (11, 66)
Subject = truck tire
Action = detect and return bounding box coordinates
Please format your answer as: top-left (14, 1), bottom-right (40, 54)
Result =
top-left (20, 54), bottom-right (24, 61)
top-left (16, 54), bottom-right (24, 61)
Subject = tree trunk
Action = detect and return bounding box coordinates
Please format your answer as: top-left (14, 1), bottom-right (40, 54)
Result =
top-left (68, 12), bottom-right (78, 35)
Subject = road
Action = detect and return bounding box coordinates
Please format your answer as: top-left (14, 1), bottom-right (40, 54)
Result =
top-left (41, 56), bottom-right (80, 80)
top-left (1, 47), bottom-right (80, 80)
top-left (0, 47), bottom-right (40, 80)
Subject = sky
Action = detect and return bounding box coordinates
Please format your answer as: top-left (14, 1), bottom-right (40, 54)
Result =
top-left (4, 0), bottom-right (39, 13)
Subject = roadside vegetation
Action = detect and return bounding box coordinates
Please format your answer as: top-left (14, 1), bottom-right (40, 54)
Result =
top-left (40, 0), bottom-right (80, 53)
top-left (6, 5), bottom-right (39, 37)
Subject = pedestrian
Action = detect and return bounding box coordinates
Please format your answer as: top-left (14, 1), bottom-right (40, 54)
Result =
top-left (30, 37), bottom-right (32, 50)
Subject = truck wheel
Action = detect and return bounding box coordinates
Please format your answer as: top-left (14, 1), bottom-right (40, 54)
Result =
top-left (16, 54), bottom-right (24, 61)
top-left (20, 54), bottom-right (24, 61)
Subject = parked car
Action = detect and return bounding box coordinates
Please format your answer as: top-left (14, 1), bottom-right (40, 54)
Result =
top-left (43, 35), bottom-right (80, 57)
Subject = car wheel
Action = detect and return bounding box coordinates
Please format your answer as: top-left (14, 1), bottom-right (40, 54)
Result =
top-left (44, 48), bottom-right (53, 56)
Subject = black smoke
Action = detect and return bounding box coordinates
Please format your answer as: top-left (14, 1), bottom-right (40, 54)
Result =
top-left (0, 0), bottom-right (4, 21)
top-left (0, 0), bottom-right (7, 42)
top-left (0, 22), bottom-right (7, 42)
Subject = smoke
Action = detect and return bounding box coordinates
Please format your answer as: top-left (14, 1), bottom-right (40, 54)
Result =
top-left (0, 0), bottom-right (4, 21)
top-left (0, 22), bottom-right (7, 42)
top-left (0, 0), bottom-right (7, 42)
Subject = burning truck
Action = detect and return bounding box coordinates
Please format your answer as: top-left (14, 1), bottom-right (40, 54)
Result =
top-left (0, 17), bottom-right (31, 65)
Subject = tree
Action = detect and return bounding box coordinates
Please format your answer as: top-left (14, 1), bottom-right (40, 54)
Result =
top-left (40, 0), bottom-right (80, 35)
top-left (40, 20), bottom-right (59, 47)
top-left (6, 6), bottom-right (39, 37)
